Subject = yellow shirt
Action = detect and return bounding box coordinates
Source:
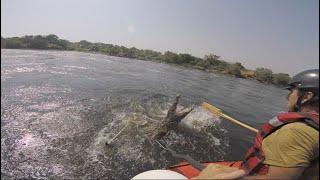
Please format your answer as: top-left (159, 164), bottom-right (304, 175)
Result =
top-left (262, 122), bottom-right (319, 167)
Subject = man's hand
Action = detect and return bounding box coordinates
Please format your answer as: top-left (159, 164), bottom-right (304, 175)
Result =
top-left (242, 165), bottom-right (306, 179)
top-left (193, 164), bottom-right (245, 180)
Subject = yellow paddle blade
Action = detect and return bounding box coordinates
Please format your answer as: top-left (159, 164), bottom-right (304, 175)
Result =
top-left (201, 102), bottom-right (222, 117)
top-left (201, 102), bottom-right (259, 133)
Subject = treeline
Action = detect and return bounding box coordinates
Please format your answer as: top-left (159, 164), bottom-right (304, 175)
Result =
top-left (1, 34), bottom-right (290, 87)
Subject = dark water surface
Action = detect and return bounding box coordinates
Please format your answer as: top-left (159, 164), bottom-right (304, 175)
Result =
top-left (1, 49), bottom-right (287, 179)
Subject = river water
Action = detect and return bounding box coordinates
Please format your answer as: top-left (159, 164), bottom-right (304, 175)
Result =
top-left (1, 49), bottom-right (288, 179)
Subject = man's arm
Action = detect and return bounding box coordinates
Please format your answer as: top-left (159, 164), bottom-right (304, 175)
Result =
top-left (193, 164), bottom-right (305, 180)
top-left (243, 165), bottom-right (305, 179)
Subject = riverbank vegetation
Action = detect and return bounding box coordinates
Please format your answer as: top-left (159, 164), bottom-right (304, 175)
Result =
top-left (1, 34), bottom-right (290, 87)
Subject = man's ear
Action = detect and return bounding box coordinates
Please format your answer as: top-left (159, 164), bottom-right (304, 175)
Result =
top-left (301, 91), bottom-right (314, 103)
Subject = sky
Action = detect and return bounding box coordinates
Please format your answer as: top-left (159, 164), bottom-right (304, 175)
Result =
top-left (1, 0), bottom-right (319, 75)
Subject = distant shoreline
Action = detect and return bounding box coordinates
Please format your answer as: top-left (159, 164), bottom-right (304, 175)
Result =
top-left (1, 34), bottom-right (291, 87)
top-left (1, 48), bottom-right (279, 89)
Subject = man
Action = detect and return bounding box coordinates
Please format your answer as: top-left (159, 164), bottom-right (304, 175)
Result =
top-left (195, 69), bottom-right (319, 179)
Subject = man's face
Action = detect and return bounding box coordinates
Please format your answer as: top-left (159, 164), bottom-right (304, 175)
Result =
top-left (287, 88), bottom-right (299, 112)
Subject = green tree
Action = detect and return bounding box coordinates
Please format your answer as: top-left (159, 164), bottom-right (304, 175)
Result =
top-left (196, 59), bottom-right (211, 69)
top-left (109, 46), bottom-right (121, 56)
top-left (29, 35), bottom-right (48, 49)
top-left (57, 39), bottom-right (69, 49)
top-left (177, 53), bottom-right (196, 64)
top-left (21, 35), bottom-right (34, 47)
top-left (141, 49), bottom-right (162, 61)
top-left (5, 37), bottom-right (23, 48)
top-left (46, 34), bottom-right (59, 43)
top-left (1, 37), bottom-right (6, 48)
top-left (273, 73), bottom-right (291, 86)
top-left (216, 60), bottom-right (229, 72)
top-left (204, 54), bottom-right (221, 66)
top-left (162, 51), bottom-right (179, 63)
top-left (227, 63), bottom-right (242, 76)
top-left (255, 68), bottom-right (274, 83)
top-left (234, 62), bottom-right (245, 70)
top-left (79, 40), bottom-right (92, 50)
top-left (90, 44), bottom-right (100, 52)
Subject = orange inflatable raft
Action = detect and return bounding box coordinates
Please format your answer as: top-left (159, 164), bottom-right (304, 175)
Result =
top-left (168, 161), bottom-right (243, 179)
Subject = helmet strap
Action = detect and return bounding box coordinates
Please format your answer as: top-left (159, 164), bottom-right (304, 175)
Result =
top-left (294, 90), bottom-right (319, 111)
top-left (294, 91), bottom-right (306, 112)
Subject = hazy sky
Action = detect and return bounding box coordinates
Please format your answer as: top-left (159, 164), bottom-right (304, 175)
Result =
top-left (1, 0), bottom-right (319, 75)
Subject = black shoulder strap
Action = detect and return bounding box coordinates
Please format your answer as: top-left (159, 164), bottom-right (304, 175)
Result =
top-left (303, 118), bottom-right (319, 131)
top-left (297, 112), bottom-right (319, 131)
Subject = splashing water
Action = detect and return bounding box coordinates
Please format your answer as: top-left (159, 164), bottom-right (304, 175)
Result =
top-left (2, 50), bottom-right (287, 179)
top-left (88, 93), bottom-right (229, 179)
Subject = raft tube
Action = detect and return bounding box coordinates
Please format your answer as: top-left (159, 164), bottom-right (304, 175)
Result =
top-left (168, 161), bottom-right (243, 179)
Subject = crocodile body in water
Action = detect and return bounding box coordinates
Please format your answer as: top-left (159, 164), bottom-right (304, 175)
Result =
top-left (152, 95), bottom-right (193, 139)
top-left (105, 95), bottom-right (193, 146)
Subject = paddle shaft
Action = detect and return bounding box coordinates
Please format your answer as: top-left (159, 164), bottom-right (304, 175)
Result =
top-left (155, 140), bottom-right (205, 171)
top-left (221, 113), bottom-right (259, 133)
top-left (202, 102), bottom-right (259, 133)
top-left (168, 149), bottom-right (205, 171)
